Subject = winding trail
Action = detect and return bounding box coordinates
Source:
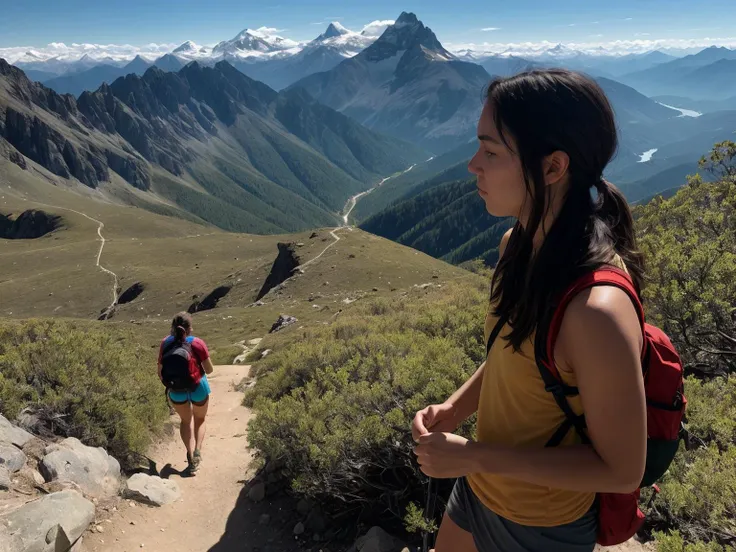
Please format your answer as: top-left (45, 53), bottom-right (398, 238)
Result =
top-left (23, 201), bottom-right (119, 313)
top-left (298, 161), bottom-right (423, 274)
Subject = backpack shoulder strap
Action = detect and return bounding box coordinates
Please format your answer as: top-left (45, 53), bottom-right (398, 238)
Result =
top-left (535, 267), bottom-right (646, 447)
top-left (486, 313), bottom-right (509, 358)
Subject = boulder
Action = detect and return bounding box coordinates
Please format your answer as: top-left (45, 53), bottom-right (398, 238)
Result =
top-left (40, 437), bottom-right (121, 499)
top-left (0, 467), bottom-right (10, 491)
top-left (269, 314), bottom-right (298, 334)
top-left (0, 490), bottom-right (94, 552)
top-left (124, 474), bottom-right (181, 506)
top-left (0, 442), bottom-right (26, 473)
top-left (248, 481), bottom-right (265, 502)
top-left (347, 527), bottom-right (405, 552)
top-left (257, 242), bottom-right (302, 301)
top-left (0, 415), bottom-right (34, 447)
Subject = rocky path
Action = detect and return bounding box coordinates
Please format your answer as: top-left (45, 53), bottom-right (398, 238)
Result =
top-left (87, 364), bottom-right (258, 552)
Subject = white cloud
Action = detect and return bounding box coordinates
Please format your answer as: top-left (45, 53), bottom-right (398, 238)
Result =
top-left (590, 34), bottom-right (604, 38)
top-left (624, 18), bottom-right (633, 21)
top-left (0, 42), bottom-right (178, 65)
top-left (635, 33), bottom-right (651, 37)
top-left (446, 36), bottom-right (736, 57)
top-left (481, 27), bottom-right (501, 32)
top-left (361, 20), bottom-right (394, 37)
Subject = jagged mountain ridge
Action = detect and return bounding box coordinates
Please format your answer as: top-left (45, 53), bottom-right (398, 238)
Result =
top-left (0, 58), bottom-right (426, 233)
top-left (290, 12), bottom-right (492, 154)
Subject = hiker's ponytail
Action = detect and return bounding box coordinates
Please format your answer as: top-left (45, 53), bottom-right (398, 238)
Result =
top-left (593, 178), bottom-right (645, 295)
top-left (171, 312), bottom-right (192, 342)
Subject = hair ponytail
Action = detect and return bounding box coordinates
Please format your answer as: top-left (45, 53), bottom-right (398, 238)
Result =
top-left (171, 312), bottom-right (192, 342)
top-left (594, 178), bottom-right (645, 295)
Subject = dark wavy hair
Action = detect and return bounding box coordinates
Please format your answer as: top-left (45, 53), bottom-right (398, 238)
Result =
top-left (487, 68), bottom-right (645, 351)
top-left (171, 311), bottom-right (192, 342)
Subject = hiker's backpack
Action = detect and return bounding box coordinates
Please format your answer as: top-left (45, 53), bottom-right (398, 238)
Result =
top-left (160, 337), bottom-right (202, 392)
top-left (534, 266), bottom-right (687, 546)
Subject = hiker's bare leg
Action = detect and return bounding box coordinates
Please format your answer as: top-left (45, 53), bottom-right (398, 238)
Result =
top-left (433, 513), bottom-right (478, 552)
top-left (173, 402), bottom-right (194, 455)
top-left (192, 398), bottom-right (209, 452)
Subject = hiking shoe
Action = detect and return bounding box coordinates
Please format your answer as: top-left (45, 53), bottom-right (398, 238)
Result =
top-left (193, 449), bottom-right (202, 469)
top-left (187, 452), bottom-right (197, 474)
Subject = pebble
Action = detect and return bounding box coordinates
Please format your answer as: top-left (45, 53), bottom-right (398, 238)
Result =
top-left (95, 526), bottom-right (104, 534)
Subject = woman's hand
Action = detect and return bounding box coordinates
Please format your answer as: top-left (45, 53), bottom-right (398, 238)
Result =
top-left (411, 403), bottom-right (459, 442)
top-left (413, 432), bottom-right (483, 479)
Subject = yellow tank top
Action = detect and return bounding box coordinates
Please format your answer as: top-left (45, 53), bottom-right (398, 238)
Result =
top-left (467, 257), bottom-right (628, 527)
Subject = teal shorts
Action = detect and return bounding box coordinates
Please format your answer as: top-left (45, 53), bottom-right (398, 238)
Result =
top-left (167, 376), bottom-right (211, 405)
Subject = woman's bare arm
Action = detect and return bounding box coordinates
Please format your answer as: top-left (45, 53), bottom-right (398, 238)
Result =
top-left (202, 357), bottom-right (215, 375)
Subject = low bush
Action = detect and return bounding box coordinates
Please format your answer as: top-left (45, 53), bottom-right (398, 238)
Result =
top-left (245, 278), bottom-right (488, 530)
top-left (0, 318), bottom-right (169, 466)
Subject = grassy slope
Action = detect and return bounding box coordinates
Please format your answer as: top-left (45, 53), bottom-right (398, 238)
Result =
top-left (0, 158), bottom-right (470, 356)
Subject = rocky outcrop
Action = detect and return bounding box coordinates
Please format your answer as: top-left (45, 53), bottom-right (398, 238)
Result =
top-left (0, 490), bottom-right (95, 552)
top-left (0, 415), bottom-right (34, 447)
top-left (188, 284), bottom-right (232, 313)
top-left (117, 282), bottom-right (145, 304)
top-left (0, 210), bottom-right (61, 239)
top-left (104, 150), bottom-right (150, 191)
top-left (347, 527), bottom-right (406, 552)
top-left (40, 437), bottom-right (121, 499)
top-left (2, 108), bottom-right (109, 188)
top-left (0, 467), bottom-right (10, 491)
top-left (269, 314), bottom-right (298, 333)
top-left (256, 242), bottom-right (302, 301)
top-left (0, 442), bottom-right (26, 473)
top-left (124, 473), bottom-right (181, 506)
top-left (8, 150), bottom-right (26, 169)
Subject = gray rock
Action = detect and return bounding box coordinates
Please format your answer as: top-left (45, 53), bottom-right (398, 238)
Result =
top-left (0, 442), bottom-right (26, 473)
top-left (348, 527), bottom-right (405, 552)
top-left (31, 470), bottom-right (45, 486)
top-left (296, 498), bottom-right (311, 516)
top-left (0, 524), bottom-right (23, 552)
top-left (0, 467), bottom-right (10, 491)
top-left (40, 437), bottom-right (121, 498)
top-left (248, 481), bottom-right (265, 502)
top-left (0, 415), bottom-right (34, 448)
top-left (124, 474), bottom-right (181, 506)
top-left (293, 522), bottom-right (305, 536)
top-left (0, 490), bottom-right (94, 552)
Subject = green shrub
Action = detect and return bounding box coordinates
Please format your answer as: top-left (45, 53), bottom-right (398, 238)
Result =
top-left (245, 279), bottom-right (488, 527)
top-left (0, 318), bottom-right (169, 466)
top-left (655, 530), bottom-right (735, 552)
top-left (210, 344), bottom-right (243, 366)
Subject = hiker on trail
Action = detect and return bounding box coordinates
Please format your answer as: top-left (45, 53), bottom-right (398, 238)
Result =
top-left (412, 69), bottom-right (655, 552)
top-left (159, 312), bottom-right (214, 474)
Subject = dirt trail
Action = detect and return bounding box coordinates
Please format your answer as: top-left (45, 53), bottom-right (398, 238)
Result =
top-left (86, 364), bottom-right (262, 552)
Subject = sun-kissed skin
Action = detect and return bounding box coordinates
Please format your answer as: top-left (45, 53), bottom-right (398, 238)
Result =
top-left (411, 100), bottom-right (647, 552)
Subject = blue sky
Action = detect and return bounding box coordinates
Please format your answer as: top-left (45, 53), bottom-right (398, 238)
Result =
top-left (2, 0), bottom-right (735, 49)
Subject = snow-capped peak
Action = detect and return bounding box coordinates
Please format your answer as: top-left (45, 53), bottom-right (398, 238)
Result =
top-left (213, 26), bottom-right (302, 57)
top-left (322, 22), bottom-right (350, 39)
top-left (302, 22), bottom-right (375, 58)
top-left (173, 40), bottom-right (200, 53)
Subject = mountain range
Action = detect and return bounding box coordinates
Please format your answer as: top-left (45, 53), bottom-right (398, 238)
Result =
top-left (289, 12), bottom-right (491, 154)
top-left (620, 46), bottom-right (736, 99)
top-left (0, 58), bottom-right (425, 234)
top-left (4, 11), bottom-right (736, 271)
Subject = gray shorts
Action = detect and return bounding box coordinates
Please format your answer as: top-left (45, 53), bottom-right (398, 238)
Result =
top-left (446, 477), bottom-right (597, 552)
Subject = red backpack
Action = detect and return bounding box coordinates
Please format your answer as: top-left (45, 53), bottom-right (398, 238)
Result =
top-left (536, 266), bottom-right (687, 546)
